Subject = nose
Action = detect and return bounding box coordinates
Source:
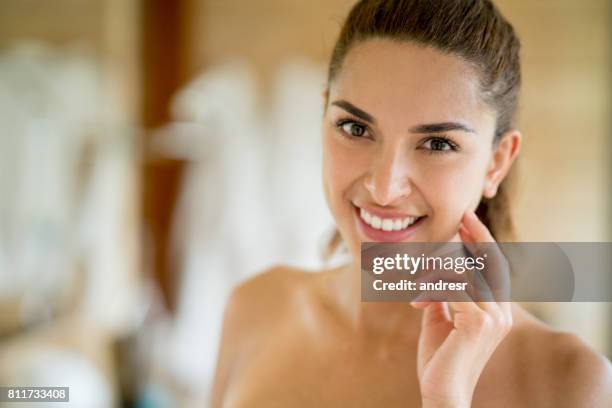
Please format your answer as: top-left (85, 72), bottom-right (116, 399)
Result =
top-left (364, 146), bottom-right (413, 206)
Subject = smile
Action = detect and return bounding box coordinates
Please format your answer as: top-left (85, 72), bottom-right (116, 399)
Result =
top-left (354, 205), bottom-right (426, 242)
top-left (359, 208), bottom-right (420, 231)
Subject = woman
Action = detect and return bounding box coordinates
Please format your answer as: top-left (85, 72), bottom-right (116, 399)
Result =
top-left (211, 0), bottom-right (612, 406)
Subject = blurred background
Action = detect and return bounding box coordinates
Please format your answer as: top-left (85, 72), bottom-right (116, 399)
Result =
top-left (0, 0), bottom-right (610, 406)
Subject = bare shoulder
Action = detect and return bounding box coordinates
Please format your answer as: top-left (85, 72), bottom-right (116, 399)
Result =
top-left (228, 265), bottom-right (315, 319)
top-left (506, 305), bottom-right (612, 406)
top-left (210, 265), bottom-right (315, 406)
top-left (234, 264), bottom-right (312, 295)
top-left (542, 326), bottom-right (612, 406)
top-left (218, 264), bottom-right (316, 348)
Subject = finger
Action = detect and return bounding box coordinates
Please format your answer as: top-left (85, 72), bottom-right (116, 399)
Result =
top-left (459, 214), bottom-right (495, 265)
top-left (410, 292), bottom-right (433, 308)
top-left (413, 266), bottom-right (496, 304)
top-left (447, 288), bottom-right (502, 320)
top-left (447, 290), bottom-right (481, 314)
top-left (459, 212), bottom-right (511, 303)
top-left (497, 301), bottom-right (512, 319)
top-left (470, 269), bottom-right (497, 303)
top-left (448, 292), bottom-right (496, 339)
top-left (461, 210), bottom-right (495, 243)
top-left (410, 287), bottom-right (456, 305)
top-left (420, 301), bottom-right (452, 326)
top-left (449, 289), bottom-right (511, 340)
top-left (416, 301), bottom-right (454, 376)
top-left (410, 301), bottom-right (431, 309)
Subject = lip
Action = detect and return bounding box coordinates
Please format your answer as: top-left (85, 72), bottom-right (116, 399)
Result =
top-left (353, 204), bottom-right (426, 242)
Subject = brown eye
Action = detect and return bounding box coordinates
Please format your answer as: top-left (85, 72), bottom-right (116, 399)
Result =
top-left (340, 121), bottom-right (368, 138)
top-left (422, 137), bottom-right (456, 152)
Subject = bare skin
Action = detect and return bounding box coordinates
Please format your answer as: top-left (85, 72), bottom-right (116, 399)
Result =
top-left (211, 39), bottom-right (612, 406)
top-left (211, 265), bottom-right (611, 407)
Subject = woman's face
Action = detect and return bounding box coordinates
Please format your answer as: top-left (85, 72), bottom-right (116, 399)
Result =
top-left (322, 39), bottom-right (512, 259)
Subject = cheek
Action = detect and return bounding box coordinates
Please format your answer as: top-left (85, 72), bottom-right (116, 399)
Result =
top-left (419, 154), bottom-right (489, 219)
top-left (322, 128), bottom-right (367, 210)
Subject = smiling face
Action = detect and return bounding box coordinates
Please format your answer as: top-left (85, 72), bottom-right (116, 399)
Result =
top-left (322, 39), bottom-right (513, 260)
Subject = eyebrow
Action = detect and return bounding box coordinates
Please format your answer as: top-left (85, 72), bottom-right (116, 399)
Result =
top-left (331, 100), bottom-right (375, 123)
top-left (330, 99), bottom-right (475, 134)
top-left (410, 122), bottom-right (475, 134)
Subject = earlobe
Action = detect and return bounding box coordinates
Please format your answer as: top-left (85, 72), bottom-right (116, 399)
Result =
top-left (482, 175), bottom-right (499, 198)
top-left (483, 183), bottom-right (498, 199)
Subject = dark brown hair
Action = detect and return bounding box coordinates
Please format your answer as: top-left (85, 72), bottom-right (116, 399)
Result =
top-left (325, 0), bottom-right (521, 254)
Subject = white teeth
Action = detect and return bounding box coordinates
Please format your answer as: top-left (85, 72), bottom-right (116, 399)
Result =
top-left (402, 218), bottom-right (411, 229)
top-left (371, 216), bottom-right (382, 229)
top-left (382, 219), bottom-right (393, 231)
top-left (358, 208), bottom-right (421, 231)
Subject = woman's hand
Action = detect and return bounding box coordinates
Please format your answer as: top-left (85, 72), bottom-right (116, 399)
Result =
top-left (410, 211), bottom-right (513, 408)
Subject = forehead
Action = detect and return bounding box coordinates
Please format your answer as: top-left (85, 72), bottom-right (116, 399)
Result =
top-left (330, 39), bottom-right (494, 129)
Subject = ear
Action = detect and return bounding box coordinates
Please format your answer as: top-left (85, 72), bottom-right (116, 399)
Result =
top-left (483, 130), bottom-right (522, 198)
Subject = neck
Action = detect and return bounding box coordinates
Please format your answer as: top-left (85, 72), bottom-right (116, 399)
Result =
top-left (326, 260), bottom-right (422, 335)
top-left (325, 232), bottom-right (464, 334)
